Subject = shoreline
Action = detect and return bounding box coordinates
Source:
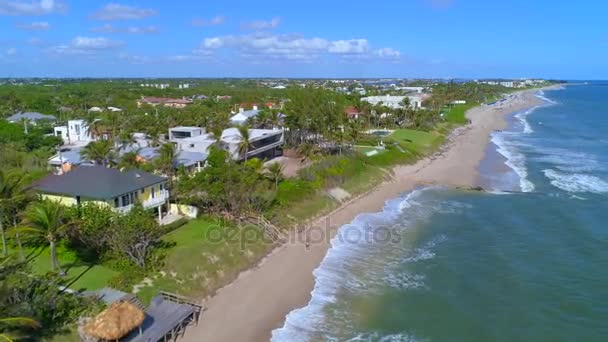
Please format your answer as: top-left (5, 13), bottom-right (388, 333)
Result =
top-left (181, 88), bottom-right (551, 342)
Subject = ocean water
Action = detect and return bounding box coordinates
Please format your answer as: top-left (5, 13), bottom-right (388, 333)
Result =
top-left (272, 84), bottom-right (608, 341)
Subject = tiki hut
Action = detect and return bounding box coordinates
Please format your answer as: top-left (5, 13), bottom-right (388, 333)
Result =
top-left (84, 301), bottom-right (145, 341)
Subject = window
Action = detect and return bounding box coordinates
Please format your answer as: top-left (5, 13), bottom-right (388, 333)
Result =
top-left (114, 198), bottom-right (119, 207)
top-left (121, 194), bottom-right (131, 206)
top-left (160, 184), bottom-right (164, 191)
top-left (151, 186), bottom-right (155, 198)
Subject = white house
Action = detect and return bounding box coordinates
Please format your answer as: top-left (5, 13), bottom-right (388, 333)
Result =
top-left (169, 126), bottom-right (205, 141)
top-left (230, 107), bottom-right (260, 125)
top-left (220, 127), bottom-right (284, 161)
top-left (168, 126), bottom-right (284, 162)
top-left (54, 119), bottom-right (94, 145)
top-left (361, 95), bottom-right (426, 110)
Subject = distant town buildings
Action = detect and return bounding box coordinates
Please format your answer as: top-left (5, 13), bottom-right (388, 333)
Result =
top-left (361, 94), bottom-right (429, 110)
top-left (137, 97), bottom-right (193, 108)
top-left (140, 83), bottom-right (170, 89)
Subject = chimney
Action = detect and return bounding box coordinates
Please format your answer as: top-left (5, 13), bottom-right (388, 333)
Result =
top-left (239, 108), bottom-right (244, 113)
top-left (253, 105), bottom-right (258, 111)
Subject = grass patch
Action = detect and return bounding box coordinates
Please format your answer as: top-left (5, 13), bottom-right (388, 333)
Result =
top-left (387, 129), bottom-right (442, 147)
top-left (11, 245), bottom-right (117, 292)
top-left (136, 218), bottom-right (272, 303)
top-left (354, 145), bottom-right (386, 155)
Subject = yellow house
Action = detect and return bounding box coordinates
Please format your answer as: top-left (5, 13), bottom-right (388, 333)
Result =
top-left (30, 165), bottom-right (169, 219)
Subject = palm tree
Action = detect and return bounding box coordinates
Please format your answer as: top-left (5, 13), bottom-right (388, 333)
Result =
top-left (15, 201), bottom-right (71, 275)
top-left (265, 162), bottom-right (284, 190)
top-left (267, 109), bottom-right (283, 129)
top-left (84, 116), bottom-right (104, 140)
top-left (237, 125), bottom-right (251, 161)
top-left (118, 150), bottom-right (141, 171)
top-left (156, 143), bottom-right (175, 178)
top-left (0, 316), bottom-right (40, 342)
top-left (0, 171), bottom-right (26, 258)
top-left (81, 140), bottom-right (115, 166)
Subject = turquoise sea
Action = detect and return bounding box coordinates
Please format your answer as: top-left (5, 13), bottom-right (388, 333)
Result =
top-left (272, 84), bottom-right (608, 341)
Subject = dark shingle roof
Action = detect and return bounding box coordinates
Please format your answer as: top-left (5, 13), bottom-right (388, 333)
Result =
top-left (7, 112), bottom-right (56, 122)
top-left (31, 165), bottom-right (166, 200)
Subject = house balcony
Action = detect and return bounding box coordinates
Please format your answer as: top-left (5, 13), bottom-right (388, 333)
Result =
top-left (142, 189), bottom-right (169, 209)
top-left (112, 189), bottom-right (169, 214)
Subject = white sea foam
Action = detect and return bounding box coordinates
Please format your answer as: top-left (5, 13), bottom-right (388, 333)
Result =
top-left (491, 133), bottom-right (535, 192)
top-left (271, 188), bottom-right (436, 342)
top-left (515, 107), bottom-right (537, 134)
top-left (543, 169), bottom-right (608, 194)
top-left (534, 149), bottom-right (600, 173)
top-left (383, 272), bottom-right (427, 290)
top-left (346, 332), bottom-right (423, 342)
top-left (536, 90), bottom-right (558, 104)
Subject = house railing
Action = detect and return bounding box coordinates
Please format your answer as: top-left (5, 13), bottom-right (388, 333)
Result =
top-left (143, 189), bottom-right (169, 209)
top-left (113, 204), bottom-right (134, 214)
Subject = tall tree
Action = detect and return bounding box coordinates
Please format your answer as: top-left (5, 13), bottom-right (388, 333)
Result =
top-left (0, 171), bottom-right (26, 257)
top-left (237, 125), bottom-right (251, 161)
top-left (118, 150), bottom-right (141, 171)
top-left (15, 201), bottom-right (71, 275)
top-left (81, 140), bottom-right (115, 166)
top-left (264, 162), bottom-right (284, 190)
top-left (156, 143), bottom-right (175, 178)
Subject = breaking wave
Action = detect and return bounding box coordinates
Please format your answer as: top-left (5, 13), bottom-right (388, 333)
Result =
top-left (543, 169), bottom-right (608, 194)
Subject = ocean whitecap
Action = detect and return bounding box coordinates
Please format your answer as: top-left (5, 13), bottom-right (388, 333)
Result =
top-left (543, 169), bottom-right (608, 194)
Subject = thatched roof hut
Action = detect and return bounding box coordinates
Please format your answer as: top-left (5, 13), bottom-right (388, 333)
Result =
top-left (84, 301), bottom-right (145, 341)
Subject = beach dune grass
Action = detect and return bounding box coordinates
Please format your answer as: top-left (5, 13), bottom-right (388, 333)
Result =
top-left (136, 218), bottom-right (272, 303)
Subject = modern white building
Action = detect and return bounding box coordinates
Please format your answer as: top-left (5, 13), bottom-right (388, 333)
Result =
top-left (220, 127), bottom-right (284, 161)
top-left (168, 126), bottom-right (284, 162)
top-left (53, 119), bottom-right (94, 145)
top-left (361, 95), bottom-right (426, 110)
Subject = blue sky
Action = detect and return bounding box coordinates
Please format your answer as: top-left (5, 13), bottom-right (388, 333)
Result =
top-left (0, 0), bottom-right (606, 79)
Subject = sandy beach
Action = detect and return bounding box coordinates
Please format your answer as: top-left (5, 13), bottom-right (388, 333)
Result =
top-left (181, 88), bottom-right (546, 342)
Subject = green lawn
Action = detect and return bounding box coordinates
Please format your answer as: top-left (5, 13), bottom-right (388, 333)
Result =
top-left (443, 103), bottom-right (473, 124)
top-left (387, 129), bottom-right (441, 145)
top-left (13, 245), bottom-right (117, 292)
top-left (386, 129), bottom-right (444, 153)
top-left (136, 218), bottom-right (272, 303)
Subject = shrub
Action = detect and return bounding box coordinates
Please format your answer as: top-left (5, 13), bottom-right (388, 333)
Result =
top-left (160, 217), bottom-right (189, 234)
top-left (106, 268), bottom-right (146, 291)
top-left (275, 179), bottom-right (315, 206)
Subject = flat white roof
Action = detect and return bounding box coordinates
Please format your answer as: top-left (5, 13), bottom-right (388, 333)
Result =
top-left (170, 126), bottom-right (201, 132)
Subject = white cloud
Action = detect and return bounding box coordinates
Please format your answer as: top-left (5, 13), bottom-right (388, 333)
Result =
top-left (91, 24), bottom-right (159, 34)
top-left (15, 20), bottom-right (49, 30)
top-left (90, 3), bottom-right (157, 21)
top-left (118, 52), bottom-right (149, 64)
top-left (48, 36), bottom-right (124, 55)
top-left (6, 47), bottom-right (17, 55)
top-left (242, 17), bottom-right (280, 30)
top-left (328, 39), bottom-right (369, 54)
top-left (201, 32), bottom-right (402, 64)
top-left (375, 47), bottom-right (401, 58)
top-left (191, 15), bottom-right (224, 27)
top-left (0, 0), bottom-right (66, 16)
